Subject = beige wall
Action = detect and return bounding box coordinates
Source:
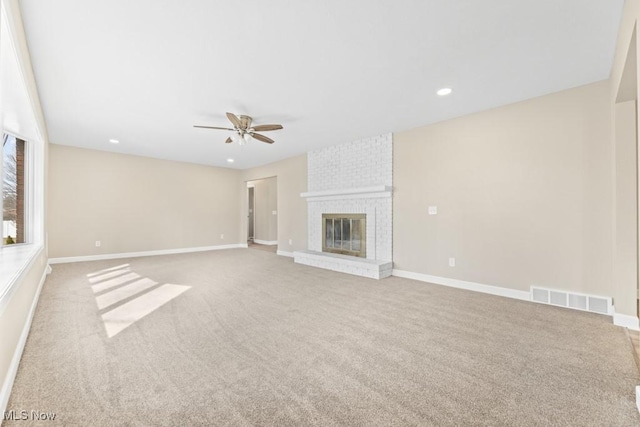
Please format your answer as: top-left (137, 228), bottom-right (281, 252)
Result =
top-left (611, 0), bottom-right (640, 317)
top-left (48, 144), bottom-right (242, 258)
top-left (240, 155), bottom-right (307, 253)
top-left (394, 81), bottom-right (613, 297)
top-left (250, 177), bottom-right (278, 242)
top-left (614, 101), bottom-right (637, 316)
top-left (0, 251), bottom-right (48, 405)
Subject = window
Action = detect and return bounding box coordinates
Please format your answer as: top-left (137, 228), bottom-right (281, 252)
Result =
top-left (2, 134), bottom-right (26, 245)
top-left (0, 1), bottom-right (47, 308)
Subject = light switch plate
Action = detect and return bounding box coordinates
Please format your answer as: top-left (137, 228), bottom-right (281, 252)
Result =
top-left (428, 206), bottom-right (438, 215)
top-left (272, 210), bottom-right (277, 215)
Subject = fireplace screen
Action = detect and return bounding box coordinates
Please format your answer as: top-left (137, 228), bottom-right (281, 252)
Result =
top-left (322, 214), bottom-right (366, 258)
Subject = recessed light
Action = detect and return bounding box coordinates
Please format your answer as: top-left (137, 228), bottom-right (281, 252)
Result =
top-left (437, 87), bottom-right (452, 96)
top-left (109, 139), bottom-right (120, 144)
top-left (227, 158), bottom-right (234, 163)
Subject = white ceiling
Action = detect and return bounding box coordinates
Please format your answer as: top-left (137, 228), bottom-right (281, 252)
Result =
top-left (18, 0), bottom-right (623, 169)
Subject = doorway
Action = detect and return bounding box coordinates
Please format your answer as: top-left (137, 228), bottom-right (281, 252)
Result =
top-left (246, 177), bottom-right (278, 253)
top-left (248, 186), bottom-right (255, 242)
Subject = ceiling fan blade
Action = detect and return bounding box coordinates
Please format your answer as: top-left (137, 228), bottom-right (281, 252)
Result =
top-left (251, 133), bottom-right (274, 144)
top-left (225, 137), bottom-right (233, 144)
top-left (252, 124), bottom-right (283, 132)
top-left (226, 112), bottom-right (242, 129)
top-left (193, 125), bottom-right (235, 131)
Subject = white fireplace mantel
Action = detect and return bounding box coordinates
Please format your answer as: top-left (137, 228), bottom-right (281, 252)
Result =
top-left (300, 185), bottom-right (392, 202)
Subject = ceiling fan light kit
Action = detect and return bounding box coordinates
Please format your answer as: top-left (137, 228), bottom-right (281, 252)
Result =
top-left (194, 112), bottom-right (283, 145)
top-left (230, 132), bottom-right (252, 145)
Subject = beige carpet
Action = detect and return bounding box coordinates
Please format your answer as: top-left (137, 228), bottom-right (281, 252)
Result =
top-left (4, 248), bottom-right (640, 426)
top-left (248, 241), bottom-right (277, 253)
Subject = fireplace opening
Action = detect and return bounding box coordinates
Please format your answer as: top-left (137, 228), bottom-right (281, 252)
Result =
top-left (322, 214), bottom-right (366, 258)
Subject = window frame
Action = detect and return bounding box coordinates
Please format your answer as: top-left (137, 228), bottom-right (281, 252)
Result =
top-left (2, 133), bottom-right (29, 246)
top-left (0, 129), bottom-right (45, 314)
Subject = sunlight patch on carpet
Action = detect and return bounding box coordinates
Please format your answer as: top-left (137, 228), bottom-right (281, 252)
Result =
top-left (92, 272), bottom-right (141, 293)
top-left (88, 267), bottom-right (132, 283)
top-left (95, 277), bottom-right (158, 309)
top-left (87, 265), bottom-right (190, 338)
top-left (86, 263), bottom-right (131, 278)
top-left (101, 284), bottom-right (190, 337)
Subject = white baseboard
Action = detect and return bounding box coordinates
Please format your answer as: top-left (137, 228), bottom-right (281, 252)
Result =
top-left (0, 264), bottom-right (48, 417)
top-left (392, 269), bottom-right (640, 331)
top-left (254, 240), bottom-right (278, 246)
top-left (613, 311), bottom-right (640, 331)
top-left (276, 250), bottom-right (294, 258)
top-left (391, 269), bottom-right (531, 301)
top-left (636, 386), bottom-right (640, 414)
top-left (48, 243), bottom-right (247, 264)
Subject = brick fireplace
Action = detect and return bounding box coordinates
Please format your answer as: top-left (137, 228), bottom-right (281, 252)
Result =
top-left (293, 134), bottom-right (393, 279)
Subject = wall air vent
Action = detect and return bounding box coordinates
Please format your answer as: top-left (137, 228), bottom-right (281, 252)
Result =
top-left (531, 287), bottom-right (549, 304)
top-left (530, 286), bottom-right (612, 316)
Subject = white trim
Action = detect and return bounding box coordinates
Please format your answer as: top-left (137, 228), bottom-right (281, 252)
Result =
top-left (300, 185), bottom-right (392, 201)
top-left (0, 263), bottom-right (48, 417)
top-left (253, 239), bottom-right (278, 246)
top-left (636, 386), bottom-right (640, 414)
top-left (613, 311), bottom-right (640, 330)
top-left (0, 245), bottom-right (44, 316)
top-left (305, 192), bottom-right (392, 202)
top-left (48, 243), bottom-right (247, 264)
top-left (391, 269), bottom-right (531, 301)
top-left (276, 250), bottom-right (294, 257)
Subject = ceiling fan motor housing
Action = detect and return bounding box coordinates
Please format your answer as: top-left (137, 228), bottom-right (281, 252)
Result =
top-left (238, 115), bottom-right (252, 130)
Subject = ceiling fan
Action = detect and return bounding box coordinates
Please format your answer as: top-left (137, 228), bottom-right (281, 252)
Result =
top-left (194, 112), bottom-right (283, 145)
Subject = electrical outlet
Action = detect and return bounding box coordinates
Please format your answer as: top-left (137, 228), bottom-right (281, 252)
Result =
top-left (272, 210), bottom-right (277, 215)
top-left (95, 241), bottom-right (101, 247)
top-left (220, 234), bottom-right (224, 239)
top-left (288, 239), bottom-right (293, 245)
top-left (448, 257), bottom-right (455, 267)
top-left (428, 206), bottom-right (438, 215)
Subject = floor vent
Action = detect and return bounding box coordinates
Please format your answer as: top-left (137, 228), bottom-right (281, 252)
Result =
top-left (530, 286), bottom-right (612, 315)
